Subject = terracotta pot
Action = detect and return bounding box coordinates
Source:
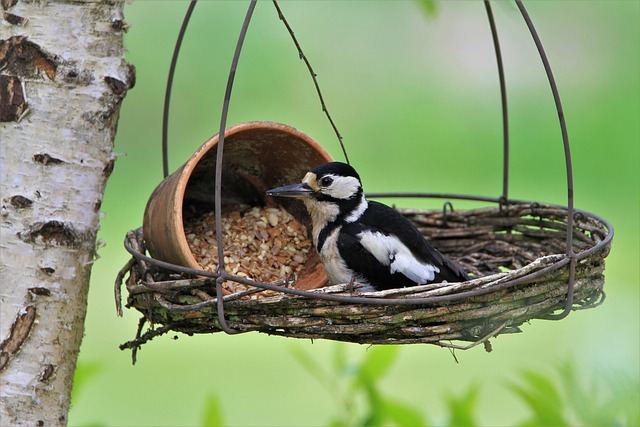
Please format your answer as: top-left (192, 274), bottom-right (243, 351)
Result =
top-left (143, 121), bottom-right (332, 290)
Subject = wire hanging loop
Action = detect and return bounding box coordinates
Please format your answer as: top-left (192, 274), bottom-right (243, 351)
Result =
top-left (162, 0), bottom-right (198, 179)
top-left (483, 0), bottom-right (510, 206)
top-left (213, 0), bottom-right (258, 329)
top-left (161, 1), bottom-right (350, 176)
top-left (515, 0), bottom-right (576, 319)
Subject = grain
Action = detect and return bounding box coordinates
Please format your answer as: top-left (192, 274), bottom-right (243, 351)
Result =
top-left (184, 206), bottom-right (312, 295)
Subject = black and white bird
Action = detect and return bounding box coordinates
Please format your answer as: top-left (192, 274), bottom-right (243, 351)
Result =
top-left (266, 162), bottom-right (468, 292)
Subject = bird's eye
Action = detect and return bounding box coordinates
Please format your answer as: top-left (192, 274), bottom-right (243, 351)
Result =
top-left (320, 176), bottom-right (333, 187)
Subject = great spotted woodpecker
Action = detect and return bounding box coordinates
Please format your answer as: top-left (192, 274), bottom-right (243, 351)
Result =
top-left (266, 162), bottom-right (468, 292)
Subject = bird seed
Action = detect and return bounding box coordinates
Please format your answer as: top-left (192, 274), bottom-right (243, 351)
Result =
top-left (184, 206), bottom-right (312, 296)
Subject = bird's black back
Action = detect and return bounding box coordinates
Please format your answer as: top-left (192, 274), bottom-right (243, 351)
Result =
top-left (338, 200), bottom-right (468, 290)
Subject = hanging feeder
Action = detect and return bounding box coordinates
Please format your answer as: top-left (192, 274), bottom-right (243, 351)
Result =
top-left (115, 0), bottom-right (613, 358)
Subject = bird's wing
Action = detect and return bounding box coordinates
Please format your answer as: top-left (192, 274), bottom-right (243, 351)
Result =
top-left (336, 224), bottom-right (418, 289)
top-left (358, 201), bottom-right (468, 282)
top-left (355, 229), bottom-right (440, 284)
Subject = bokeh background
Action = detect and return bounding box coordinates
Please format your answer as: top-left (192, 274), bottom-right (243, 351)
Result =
top-left (69, 1), bottom-right (639, 425)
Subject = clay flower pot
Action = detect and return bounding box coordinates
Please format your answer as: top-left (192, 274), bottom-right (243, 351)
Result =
top-left (143, 121), bottom-right (332, 290)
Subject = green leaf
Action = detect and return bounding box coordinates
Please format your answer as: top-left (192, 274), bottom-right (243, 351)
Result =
top-left (556, 360), bottom-right (600, 424)
top-left (381, 397), bottom-right (430, 427)
top-left (358, 378), bottom-right (384, 427)
top-left (352, 347), bottom-right (401, 427)
top-left (354, 345), bottom-right (400, 387)
top-left (332, 342), bottom-right (348, 376)
top-left (71, 362), bottom-right (103, 402)
top-left (201, 393), bottom-right (224, 427)
top-left (416, 0), bottom-right (437, 17)
top-left (509, 370), bottom-right (569, 427)
top-left (601, 369), bottom-right (640, 426)
top-left (289, 344), bottom-right (333, 391)
top-left (446, 383), bottom-right (480, 427)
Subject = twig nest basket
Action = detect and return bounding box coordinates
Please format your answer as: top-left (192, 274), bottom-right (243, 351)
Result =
top-left (119, 201), bottom-right (611, 350)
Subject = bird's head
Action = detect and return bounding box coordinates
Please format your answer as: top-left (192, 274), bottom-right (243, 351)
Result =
top-left (266, 162), bottom-right (367, 228)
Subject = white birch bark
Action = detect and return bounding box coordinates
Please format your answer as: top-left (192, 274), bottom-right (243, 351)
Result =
top-left (0, 0), bottom-right (133, 425)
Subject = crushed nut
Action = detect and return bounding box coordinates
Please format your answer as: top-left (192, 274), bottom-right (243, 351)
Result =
top-left (184, 206), bottom-right (312, 296)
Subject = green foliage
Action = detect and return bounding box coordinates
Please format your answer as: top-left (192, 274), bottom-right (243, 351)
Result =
top-left (72, 351), bottom-right (639, 427)
top-left (70, 362), bottom-right (105, 427)
top-left (289, 345), bottom-right (640, 427)
top-left (510, 360), bottom-right (640, 427)
top-left (445, 384), bottom-right (480, 427)
top-left (510, 370), bottom-right (569, 427)
top-left (71, 362), bottom-right (103, 405)
top-left (290, 344), bottom-right (427, 427)
top-left (201, 393), bottom-right (224, 427)
top-left (416, 0), bottom-right (437, 17)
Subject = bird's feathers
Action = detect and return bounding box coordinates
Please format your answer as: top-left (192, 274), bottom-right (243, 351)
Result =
top-left (357, 230), bottom-right (440, 283)
top-left (267, 162), bottom-right (468, 291)
top-left (336, 201), bottom-right (468, 290)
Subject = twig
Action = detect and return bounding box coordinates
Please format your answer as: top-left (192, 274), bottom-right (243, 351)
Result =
top-left (114, 257), bottom-right (135, 316)
top-left (119, 318), bottom-right (173, 365)
top-left (272, 0), bottom-right (349, 164)
top-left (434, 321), bottom-right (509, 352)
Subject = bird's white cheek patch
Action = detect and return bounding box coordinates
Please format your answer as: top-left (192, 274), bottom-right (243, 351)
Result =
top-left (326, 175), bottom-right (361, 199)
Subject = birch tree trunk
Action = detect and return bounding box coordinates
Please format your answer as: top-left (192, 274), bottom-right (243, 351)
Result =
top-left (0, 0), bottom-right (133, 424)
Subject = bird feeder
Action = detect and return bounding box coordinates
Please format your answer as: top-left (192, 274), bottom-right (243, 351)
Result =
top-left (116, 1), bottom-right (612, 360)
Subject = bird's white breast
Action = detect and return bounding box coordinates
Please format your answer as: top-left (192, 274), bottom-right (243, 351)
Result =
top-left (317, 226), bottom-right (354, 285)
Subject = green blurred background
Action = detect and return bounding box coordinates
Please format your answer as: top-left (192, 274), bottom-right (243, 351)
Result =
top-left (69, 1), bottom-right (639, 425)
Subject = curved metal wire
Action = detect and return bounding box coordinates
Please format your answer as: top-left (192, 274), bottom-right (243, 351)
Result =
top-left (483, 1), bottom-right (510, 205)
top-left (213, 0), bottom-right (258, 334)
top-left (515, 0), bottom-right (576, 320)
top-left (162, 0), bottom-right (197, 178)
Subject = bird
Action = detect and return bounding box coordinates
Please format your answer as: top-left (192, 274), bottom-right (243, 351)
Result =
top-left (266, 161), bottom-right (469, 292)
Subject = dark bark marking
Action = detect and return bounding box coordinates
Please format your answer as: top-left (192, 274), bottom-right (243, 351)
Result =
top-left (0, 305), bottom-right (36, 372)
top-left (28, 287), bottom-right (51, 296)
top-left (60, 65), bottom-right (94, 86)
top-left (9, 194), bottom-right (33, 208)
top-left (102, 159), bottom-right (115, 177)
top-left (1, 0), bottom-right (18, 9)
top-left (19, 220), bottom-right (81, 247)
top-left (40, 267), bottom-right (55, 275)
top-left (3, 12), bottom-right (28, 26)
top-left (104, 76), bottom-right (126, 95)
top-left (110, 18), bottom-right (130, 32)
top-left (39, 363), bottom-right (56, 382)
top-left (33, 153), bottom-right (64, 165)
top-left (0, 75), bottom-right (27, 122)
top-left (0, 35), bottom-right (57, 79)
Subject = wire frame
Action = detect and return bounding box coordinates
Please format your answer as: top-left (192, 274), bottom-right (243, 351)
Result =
top-left (127, 0), bottom-right (613, 336)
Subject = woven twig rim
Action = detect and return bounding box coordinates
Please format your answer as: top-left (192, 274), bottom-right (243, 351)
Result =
top-left (117, 202), bottom-right (611, 350)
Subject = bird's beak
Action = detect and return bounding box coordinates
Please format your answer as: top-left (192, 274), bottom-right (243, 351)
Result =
top-left (266, 182), bottom-right (314, 199)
